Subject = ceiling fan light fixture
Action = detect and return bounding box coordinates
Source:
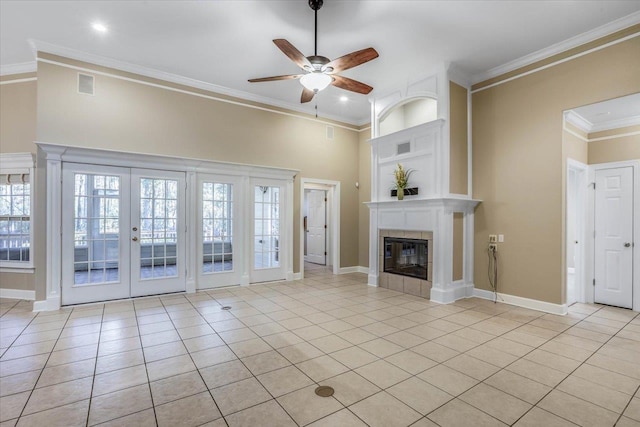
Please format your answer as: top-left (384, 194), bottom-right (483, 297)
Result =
top-left (300, 72), bottom-right (333, 92)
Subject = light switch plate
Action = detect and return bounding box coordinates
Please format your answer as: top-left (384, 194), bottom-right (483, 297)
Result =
top-left (498, 234), bottom-right (504, 242)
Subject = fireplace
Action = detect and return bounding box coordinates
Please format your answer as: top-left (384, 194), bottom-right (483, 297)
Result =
top-left (384, 237), bottom-right (428, 280)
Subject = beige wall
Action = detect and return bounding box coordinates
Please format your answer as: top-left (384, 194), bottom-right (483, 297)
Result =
top-left (0, 77), bottom-right (37, 292)
top-left (358, 128), bottom-right (371, 268)
top-left (473, 36), bottom-right (640, 305)
top-left (31, 56), bottom-right (364, 298)
top-left (449, 82), bottom-right (468, 195)
top-left (588, 125), bottom-right (640, 164)
top-left (563, 123), bottom-right (588, 165)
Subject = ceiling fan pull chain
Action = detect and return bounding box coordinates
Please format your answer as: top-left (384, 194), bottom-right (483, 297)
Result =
top-left (315, 103), bottom-right (318, 118)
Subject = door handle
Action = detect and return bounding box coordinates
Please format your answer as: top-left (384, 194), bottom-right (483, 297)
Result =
top-left (624, 242), bottom-right (631, 248)
top-left (132, 227), bottom-right (138, 231)
top-left (132, 237), bottom-right (138, 242)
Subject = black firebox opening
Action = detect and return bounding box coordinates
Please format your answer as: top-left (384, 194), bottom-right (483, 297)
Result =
top-left (383, 237), bottom-right (428, 280)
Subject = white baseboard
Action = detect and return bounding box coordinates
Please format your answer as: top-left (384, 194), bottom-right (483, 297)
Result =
top-left (0, 288), bottom-right (35, 300)
top-left (473, 288), bottom-right (568, 315)
top-left (32, 295), bottom-right (61, 312)
top-left (292, 272), bottom-right (303, 280)
top-left (430, 282), bottom-right (474, 304)
top-left (338, 266), bottom-right (368, 274)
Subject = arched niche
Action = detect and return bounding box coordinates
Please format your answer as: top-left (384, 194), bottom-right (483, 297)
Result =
top-left (378, 97), bottom-right (438, 137)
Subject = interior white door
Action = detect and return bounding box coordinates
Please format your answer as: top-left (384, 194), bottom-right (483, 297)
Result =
top-left (594, 167), bottom-right (633, 308)
top-left (61, 164), bottom-right (131, 305)
top-left (306, 190), bottom-right (326, 265)
top-left (251, 182), bottom-right (286, 283)
top-left (130, 169), bottom-right (186, 297)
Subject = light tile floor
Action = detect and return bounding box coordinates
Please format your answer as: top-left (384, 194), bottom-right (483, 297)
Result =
top-left (1, 265), bottom-right (639, 426)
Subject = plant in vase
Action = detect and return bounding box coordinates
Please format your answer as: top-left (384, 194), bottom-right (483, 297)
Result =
top-left (393, 163), bottom-right (414, 200)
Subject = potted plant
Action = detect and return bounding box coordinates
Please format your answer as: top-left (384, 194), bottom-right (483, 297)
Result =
top-left (393, 163), bottom-right (414, 200)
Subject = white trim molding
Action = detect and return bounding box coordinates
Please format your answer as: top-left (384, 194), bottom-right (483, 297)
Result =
top-left (37, 142), bottom-right (298, 311)
top-left (0, 61), bottom-right (37, 76)
top-left (473, 288), bottom-right (568, 315)
top-left (0, 288), bottom-right (35, 300)
top-left (472, 12), bottom-right (640, 85)
top-left (338, 266), bottom-right (368, 275)
top-left (31, 40), bottom-right (369, 128)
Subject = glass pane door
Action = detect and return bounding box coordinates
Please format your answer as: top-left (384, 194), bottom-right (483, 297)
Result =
top-left (61, 164), bottom-right (131, 305)
top-left (251, 182), bottom-right (286, 283)
top-left (254, 185), bottom-right (280, 269)
top-left (130, 169), bottom-right (186, 297)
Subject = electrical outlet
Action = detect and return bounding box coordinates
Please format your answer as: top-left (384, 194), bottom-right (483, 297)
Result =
top-left (489, 243), bottom-right (497, 252)
top-left (489, 235), bottom-right (497, 243)
top-left (498, 234), bottom-right (504, 243)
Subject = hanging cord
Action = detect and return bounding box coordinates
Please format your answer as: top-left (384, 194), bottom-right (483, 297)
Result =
top-left (487, 245), bottom-right (499, 303)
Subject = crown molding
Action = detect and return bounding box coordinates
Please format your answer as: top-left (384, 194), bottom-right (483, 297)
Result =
top-left (0, 61), bottom-right (37, 76)
top-left (471, 11), bottom-right (640, 85)
top-left (589, 115), bottom-right (640, 133)
top-left (29, 39), bottom-right (370, 127)
top-left (564, 110), bottom-right (593, 133)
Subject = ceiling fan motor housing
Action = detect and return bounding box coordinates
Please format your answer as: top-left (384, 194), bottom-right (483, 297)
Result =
top-left (307, 55), bottom-right (331, 71)
top-left (309, 0), bottom-right (323, 11)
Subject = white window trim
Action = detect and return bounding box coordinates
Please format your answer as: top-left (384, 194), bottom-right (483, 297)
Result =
top-left (0, 153), bottom-right (35, 272)
top-left (37, 142), bottom-right (297, 311)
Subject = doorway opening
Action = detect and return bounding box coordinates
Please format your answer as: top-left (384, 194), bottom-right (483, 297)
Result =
top-left (566, 159), bottom-right (587, 306)
top-left (300, 178), bottom-right (340, 278)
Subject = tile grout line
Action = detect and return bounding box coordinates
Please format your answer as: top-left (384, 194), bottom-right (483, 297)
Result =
top-left (84, 304), bottom-right (106, 427)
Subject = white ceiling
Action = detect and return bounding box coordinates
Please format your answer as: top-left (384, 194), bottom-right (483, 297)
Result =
top-left (1, 1), bottom-right (640, 125)
top-left (568, 93), bottom-right (640, 132)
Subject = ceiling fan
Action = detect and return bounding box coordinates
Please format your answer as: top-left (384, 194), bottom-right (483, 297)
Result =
top-left (248, 0), bottom-right (379, 104)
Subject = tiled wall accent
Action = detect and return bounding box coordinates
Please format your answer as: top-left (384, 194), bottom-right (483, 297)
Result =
top-left (378, 230), bottom-right (432, 298)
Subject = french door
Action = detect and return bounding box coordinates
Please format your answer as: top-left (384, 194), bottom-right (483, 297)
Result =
top-left (251, 180), bottom-right (287, 283)
top-left (61, 164), bottom-right (186, 305)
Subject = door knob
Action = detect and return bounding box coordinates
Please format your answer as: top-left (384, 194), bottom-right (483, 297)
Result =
top-left (132, 237), bottom-right (138, 242)
top-left (624, 242), bottom-right (631, 248)
top-left (132, 227), bottom-right (138, 231)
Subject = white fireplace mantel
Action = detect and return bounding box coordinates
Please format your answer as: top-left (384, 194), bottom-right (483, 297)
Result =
top-left (366, 198), bottom-right (480, 304)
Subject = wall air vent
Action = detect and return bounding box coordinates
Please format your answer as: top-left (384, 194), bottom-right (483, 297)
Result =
top-left (326, 126), bottom-right (334, 140)
top-left (397, 142), bottom-right (411, 155)
top-left (78, 73), bottom-right (95, 95)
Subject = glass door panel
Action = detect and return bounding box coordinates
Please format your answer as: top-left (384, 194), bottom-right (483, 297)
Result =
top-left (197, 175), bottom-right (241, 289)
top-left (254, 185), bottom-right (280, 269)
top-left (131, 169), bottom-right (185, 297)
top-left (62, 164), bottom-right (131, 305)
top-left (202, 182), bottom-right (233, 273)
top-left (251, 182), bottom-right (286, 283)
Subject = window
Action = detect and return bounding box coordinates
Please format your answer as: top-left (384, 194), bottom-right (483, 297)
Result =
top-left (0, 153), bottom-right (35, 270)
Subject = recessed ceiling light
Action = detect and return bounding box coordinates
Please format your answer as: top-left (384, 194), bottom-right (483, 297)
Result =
top-left (92, 22), bottom-right (108, 33)
top-left (339, 96), bottom-right (349, 102)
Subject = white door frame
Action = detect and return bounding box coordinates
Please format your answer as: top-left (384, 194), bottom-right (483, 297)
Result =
top-left (304, 189), bottom-right (327, 265)
top-left (36, 142), bottom-right (297, 311)
top-left (299, 178), bottom-right (340, 277)
top-left (566, 158), bottom-right (588, 305)
top-left (587, 160), bottom-right (640, 312)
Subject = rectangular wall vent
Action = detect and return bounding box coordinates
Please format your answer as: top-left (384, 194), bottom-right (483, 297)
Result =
top-left (78, 73), bottom-right (95, 95)
top-left (397, 142), bottom-right (411, 155)
top-left (326, 126), bottom-right (334, 140)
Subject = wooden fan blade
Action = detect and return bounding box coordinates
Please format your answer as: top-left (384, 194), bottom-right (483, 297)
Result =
top-left (273, 39), bottom-right (313, 71)
top-left (324, 47), bottom-right (378, 74)
top-left (301, 87), bottom-right (315, 103)
top-left (331, 75), bottom-right (373, 94)
top-left (248, 74), bottom-right (303, 83)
